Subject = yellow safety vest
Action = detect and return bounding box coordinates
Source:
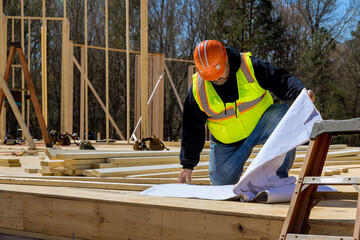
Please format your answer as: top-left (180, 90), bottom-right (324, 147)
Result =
top-left (192, 52), bottom-right (273, 144)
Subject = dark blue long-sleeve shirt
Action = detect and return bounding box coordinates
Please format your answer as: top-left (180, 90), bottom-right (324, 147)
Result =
top-left (180, 47), bottom-right (306, 170)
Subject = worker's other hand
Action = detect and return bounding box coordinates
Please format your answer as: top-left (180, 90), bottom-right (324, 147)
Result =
top-left (178, 168), bottom-right (192, 183)
top-left (306, 89), bottom-right (315, 102)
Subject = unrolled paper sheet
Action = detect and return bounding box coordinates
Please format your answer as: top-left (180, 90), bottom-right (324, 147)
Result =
top-left (140, 89), bottom-right (332, 203)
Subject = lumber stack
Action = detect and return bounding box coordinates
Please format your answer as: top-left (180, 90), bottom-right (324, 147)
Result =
top-left (40, 145), bottom-right (360, 181)
top-left (0, 158), bottom-right (21, 167)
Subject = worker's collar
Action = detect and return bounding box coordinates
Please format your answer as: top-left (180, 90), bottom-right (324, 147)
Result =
top-left (225, 47), bottom-right (241, 78)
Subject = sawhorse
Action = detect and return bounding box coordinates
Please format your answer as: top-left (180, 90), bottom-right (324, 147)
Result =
top-left (280, 119), bottom-right (360, 240)
top-left (0, 42), bottom-right (52, 148)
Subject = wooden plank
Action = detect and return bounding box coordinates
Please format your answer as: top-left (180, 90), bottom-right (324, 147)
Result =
top-left (91, 162), bottom-right (209, 177)
top-left (56, 149), bottom-right (210, 160)
top-left (84, 0), bottom-right (88, 141)
top-left (0, 158), bottom-right (20, 163)
top-left (24, 168), bottom-right (40, 173)
top-left (91, 163), bottom-right (114, 169)
top-left (65, 159), bottom-right (106, 165)
top-left (41, 160), bottom-right (64, 167)
top-left (0, 11), bottom-right (5, 142)
top-left (21, 0), bottom-right (25, 128)
top-left (126, 0), bottom-right (130, 142)
top-left (65, 164), bottom-right (92, 170)
top-left (105, 0), bottom-right (109, 142)
top-left (0, 177), bottom-right (152, 191)
top-left (53, 167), bottom-right (65, 176)
top-left (140, 0), bottom-right (149, 138)
top-left (0, 175), bottom-right (210, 185)
top-left (80, 47), bottom-right (85, 139)
top-left (0, 227), bottom-right (75, 240)
top-left (67, 40), bottom-right (74, 134)
top-left (61, 18), bottom-right (71, 133)
top-left (0, 187), bottom-right (354, 239)
top-left (108, 155), bottom-right (209, 166)
top-left (0, 163), bottom-right (21, 167)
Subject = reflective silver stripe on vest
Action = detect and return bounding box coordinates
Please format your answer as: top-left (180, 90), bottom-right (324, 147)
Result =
top-left (196, 75), bottom-right (218, 116)
top-left (208, 92), bottom-right (266, 120)
top-left (196, 52), bottom-right (258, 117)
top-left (240, 53), bottom-right (255, 83)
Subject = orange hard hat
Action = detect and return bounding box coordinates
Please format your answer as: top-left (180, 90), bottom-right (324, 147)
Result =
top-left (193, 40), bottom-right (227, 81)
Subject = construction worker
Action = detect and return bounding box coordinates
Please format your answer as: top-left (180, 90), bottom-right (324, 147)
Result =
top-left (178, 40), bottom-right (315, 185)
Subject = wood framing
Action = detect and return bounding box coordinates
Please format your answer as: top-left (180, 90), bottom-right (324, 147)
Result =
top-left (126, 0), bottom-right (130, 142)
top-left (0, 10), bottom-right (6, 142)
top-left (140, 0), bottom-right (149, 138)
top-left (84, 0), bottom-right (88, 141)
top-left (134, 55), bottom-right (165, 139)
top-left (188, 65), bottom-right (196, 90)
top-left (73, 56), bottom-right (125, 140)
top-left (105, 0), bottom-right (110, 143)
top-left (41, 0), bottom-right (48, 126)
top-left (80, 47), bottom-right (85, 140)
top-left (0, 186), bottom-right (355, 239)
top-left (0, 74), bottom-right (35, 149)
top-left (61, 18), bottom-right (73, 134)
top-left (165, 64), bottom-right (183, 112)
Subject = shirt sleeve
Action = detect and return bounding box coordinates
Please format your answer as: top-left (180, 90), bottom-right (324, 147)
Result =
top-left (179, 86), bottom-right (208, 170)
top-left (251, 57), bottom-right (306, 100)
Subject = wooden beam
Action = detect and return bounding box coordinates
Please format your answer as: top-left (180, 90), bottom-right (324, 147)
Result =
top-left (91, 162), bottom-right (209, 177)
top-left (140, 0), bottom-right (148, 138)
top-left (0, 11), bottom-right (7, 143)
top-left (61, 18), bottom-right (71, 133)
top-left (84, 0), bottom-right (88, 141)
top-left (105, 0), bottom-right (109, 143)
top-left (63, 0), bottom-right (66, 18)
top-left (11, 18), bottom-right (14, 87)
top-left (73, 56), bottom-right (125, 140)
top-left (0, 73), bottom-right (35, 149)
top-left (80, 47), bottom-right (85, 139)
top-left (0, 186), bottom-right (354, 239)
top-left (126, 0), bottom-right (130, 143)
top-left (0, 175), bottom-right (210, 185)
top-left (0, 177), bottom-right (152, 191)
top-left (21, 0), bottom-right (25, 138)
top-left (188, 65), bottom-right (196, 90)
top-left (41, 0), bottom-right (48, 126)
top-left (56, 149), bottom-right (210, 160)
top-left (68, 41), bottom-right (74, 134)
top-left (134, 55), bottom-right (141, 138)
top-left (7, 16), bottom-right (64, 21)
top-left (27, 19), bottom-right (31, 130)
top-left (165, 64), bottom-right (183, 112)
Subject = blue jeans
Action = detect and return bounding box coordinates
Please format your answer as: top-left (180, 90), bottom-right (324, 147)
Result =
top-left (209, 104), bottom-right (296, 185)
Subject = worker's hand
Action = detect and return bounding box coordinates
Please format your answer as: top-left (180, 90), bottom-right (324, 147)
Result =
top-left (306, 89), bottom-right (315, 102)
top-left (178, 168), bottom-right (192, 183)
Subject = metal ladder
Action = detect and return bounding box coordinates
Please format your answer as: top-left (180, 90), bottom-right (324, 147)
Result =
top-left (280, 119), bottom-right (360, 240)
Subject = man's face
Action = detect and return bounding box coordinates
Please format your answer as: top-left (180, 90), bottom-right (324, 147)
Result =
top-left (211, 61), bottom-right (230, 85)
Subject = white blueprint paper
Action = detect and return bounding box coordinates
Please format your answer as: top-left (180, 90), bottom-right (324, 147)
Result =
top-left (139, 183), bottom-right (236, 200)
top-left (140, 89), bottom-right (325, 203)
top-left (233, 89), bottom-right (322, 198)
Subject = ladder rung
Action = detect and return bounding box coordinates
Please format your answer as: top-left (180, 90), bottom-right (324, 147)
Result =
top-left (303, 176), bottom-right (360, 185)
top-left (286, 234), bottom-right (352, 240)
